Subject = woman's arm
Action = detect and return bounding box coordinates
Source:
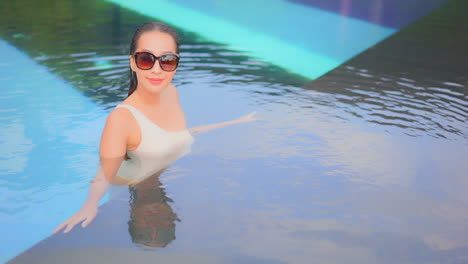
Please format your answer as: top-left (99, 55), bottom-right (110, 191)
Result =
top-left (52, 165), bottom-right (109, 234)
top-left (189, 112), bottom-right (258, 135)
top-left (53, 109), bottom-right (130, 234)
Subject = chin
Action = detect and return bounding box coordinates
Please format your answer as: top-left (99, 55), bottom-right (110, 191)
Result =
top-left (145, 83), bottom-right (169, 94)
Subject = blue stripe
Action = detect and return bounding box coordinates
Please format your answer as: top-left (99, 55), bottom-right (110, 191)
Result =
top-left (0, 39), bottom-right (110, 263)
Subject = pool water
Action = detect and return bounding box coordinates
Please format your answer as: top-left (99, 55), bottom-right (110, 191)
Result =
top-left (1, 0), bottom-right (467, 263)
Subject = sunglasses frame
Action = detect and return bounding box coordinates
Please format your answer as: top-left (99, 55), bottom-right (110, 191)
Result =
top-left (133, 51), bottom-right (180, 72)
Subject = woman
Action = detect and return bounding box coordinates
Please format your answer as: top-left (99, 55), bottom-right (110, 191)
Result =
top-left (53, 22), bottom-right (257, 234)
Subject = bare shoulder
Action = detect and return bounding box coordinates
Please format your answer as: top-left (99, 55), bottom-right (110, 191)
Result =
top-left (99, 107), bottom-right (133, 158)
top-left (166, 84), bottom-right (188, 127)
top-left (102, 107), bottom-right (135, 142)
top-left (165, 84), bottom-right (184, 112)
top-left (107, 107), bottom-right (133, 127)
top-left (166, 83), bottom-right (181, 103)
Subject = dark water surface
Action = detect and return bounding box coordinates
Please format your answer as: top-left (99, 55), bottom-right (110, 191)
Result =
top-left (1, 0), bottom-right (467, 263)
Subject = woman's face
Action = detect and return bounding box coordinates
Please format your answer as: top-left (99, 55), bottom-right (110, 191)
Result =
top-left (130, 30), bottom-right (178, 95)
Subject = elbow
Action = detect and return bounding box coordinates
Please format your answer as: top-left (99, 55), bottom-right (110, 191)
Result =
top-left (188, 128), bottom-right (199, 135)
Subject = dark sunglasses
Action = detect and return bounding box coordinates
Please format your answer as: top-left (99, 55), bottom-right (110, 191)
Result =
top-left (133, 51), bottom-right (180, 71)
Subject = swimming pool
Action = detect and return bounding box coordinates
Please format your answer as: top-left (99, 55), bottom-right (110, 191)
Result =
top-left (1, 0), bottom-right (467, 263)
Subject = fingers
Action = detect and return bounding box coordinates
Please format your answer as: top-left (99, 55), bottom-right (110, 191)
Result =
top-left (53, 222), bottom-right (67, 234)
top-left (63, 220), bottom-right (79, 233)
top-left (250, 112), bottom-right (263, 121)
top-left (81, 215), bottom-right (96, 228)
top-left (240, 112), bottom-right (260, 122)
top-left (52, 220), bottom-right (76, 234)
top-left (244, 111), bottom-right (256, 118)
top-left (53, 217), bottom-right (87, 234)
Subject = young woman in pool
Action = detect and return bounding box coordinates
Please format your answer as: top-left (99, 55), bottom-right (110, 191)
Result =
top-left (53, 22), bottom-right (257, 234)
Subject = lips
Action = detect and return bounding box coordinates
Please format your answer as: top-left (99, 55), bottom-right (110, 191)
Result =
top-left (147, 78), bottom-right (164, 85)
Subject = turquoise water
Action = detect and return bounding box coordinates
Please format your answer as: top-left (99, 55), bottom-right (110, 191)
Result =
top-left (105, 0), bottom-right (396, 79)
top-left (1, 0), bottom-right (467, 263)
top-left (0, 39), bottom-right (110, 262)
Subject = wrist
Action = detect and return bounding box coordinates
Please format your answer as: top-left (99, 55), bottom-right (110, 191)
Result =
top-left (83, 200), bottom-right (99, 208)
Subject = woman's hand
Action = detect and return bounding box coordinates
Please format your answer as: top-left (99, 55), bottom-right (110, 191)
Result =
top-left (237, 112), bottom-right (259, 123)
top-left (188, 111), bottom-right (261, 135)
top-left (53, 203), bottom-right (98, 234)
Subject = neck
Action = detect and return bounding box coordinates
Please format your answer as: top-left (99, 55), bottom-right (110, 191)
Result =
top-left (133, 85), bottom-right (162, 108)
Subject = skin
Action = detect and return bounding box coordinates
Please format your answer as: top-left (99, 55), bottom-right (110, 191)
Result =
top-left (114, 31), bottom-right (188, 154)
top-left (53, 30), bottom-right (259, 235)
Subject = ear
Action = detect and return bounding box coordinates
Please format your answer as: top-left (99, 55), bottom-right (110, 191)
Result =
top-left (129, 55), bottom-right (137, 72)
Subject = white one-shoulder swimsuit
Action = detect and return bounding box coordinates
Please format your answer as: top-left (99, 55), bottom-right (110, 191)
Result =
top-left (114, 104), bottom-right (194, 182)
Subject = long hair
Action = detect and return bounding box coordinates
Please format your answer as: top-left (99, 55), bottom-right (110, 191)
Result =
top-left (127, 22), bottom-right (180, 97)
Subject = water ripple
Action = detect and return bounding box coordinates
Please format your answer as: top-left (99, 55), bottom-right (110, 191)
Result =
top-left (305, 65), bottom-right (468, 139)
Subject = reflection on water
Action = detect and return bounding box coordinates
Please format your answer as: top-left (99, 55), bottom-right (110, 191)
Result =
top-left (1, 0), bottom-right (468, 263)
top-left (127, 171), bottom-right (179, 249)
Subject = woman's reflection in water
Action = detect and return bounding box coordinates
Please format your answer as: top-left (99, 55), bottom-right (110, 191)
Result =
top-left (127, 170), bottom-right (179, 248)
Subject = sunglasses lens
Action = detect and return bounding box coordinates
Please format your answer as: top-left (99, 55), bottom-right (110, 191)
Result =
top-left (160, 54), bottom-right (179, 71)
top-left (135, 52), bottom-right (155, 69)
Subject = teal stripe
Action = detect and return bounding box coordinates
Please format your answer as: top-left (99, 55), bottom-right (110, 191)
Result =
top-left (106, 0), bottom-right (395, 79)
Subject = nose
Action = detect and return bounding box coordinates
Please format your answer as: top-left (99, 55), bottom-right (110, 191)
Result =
top-left (151, 59), bottom-right (162, 73)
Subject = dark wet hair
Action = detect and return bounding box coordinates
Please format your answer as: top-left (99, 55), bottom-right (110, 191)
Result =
top-left (127, 22), bottom-right (180, 97)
